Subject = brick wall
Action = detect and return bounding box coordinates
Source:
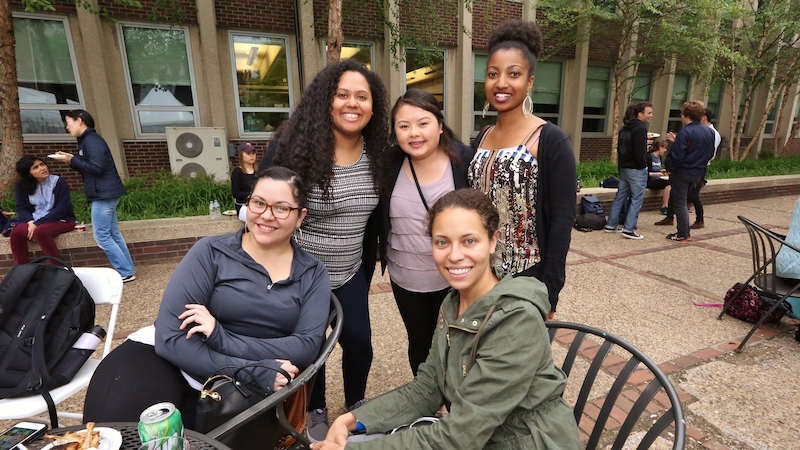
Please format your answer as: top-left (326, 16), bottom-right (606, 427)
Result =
top-left (215, 0), bottom-right (295, 32)
top-left (537, 10), bottom-right (576, 60)
top-left (11, 0), bottom-right (75, 14)
top-left (8, 142), bottom-right (86, 190)
top-left (0, 237), bottom-right (203, 277)
top-left (123, 141), bottom-right (171, 177)
top-left (97, 0), bottom-right (198, 23)
top-left (399, 0), bottom-right (460, 47)
top-left (472, 0), bottom-right (523, 49)
top-left (313, 0), bottom-right (384, 40)
top-left (580, 138), bottom-right (613, 162)
top-left (588, 19), bottom-right (620, 64)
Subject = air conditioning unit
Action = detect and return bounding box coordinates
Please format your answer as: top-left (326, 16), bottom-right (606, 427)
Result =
top-left (166, 127), bottom-right (230, 182)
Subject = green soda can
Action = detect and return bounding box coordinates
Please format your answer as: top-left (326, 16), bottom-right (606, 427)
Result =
top-left (138, 402), bottom-right (185, 450)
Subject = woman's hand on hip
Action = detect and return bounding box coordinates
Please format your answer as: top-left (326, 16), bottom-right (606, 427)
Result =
top-left (178, 304), bottom-right (216, 339)
top-left (273, 359), bottom-right (299, 391)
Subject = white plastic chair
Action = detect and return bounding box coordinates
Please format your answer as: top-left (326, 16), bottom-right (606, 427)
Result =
top-left (0, 267), bottom-right (123, 426)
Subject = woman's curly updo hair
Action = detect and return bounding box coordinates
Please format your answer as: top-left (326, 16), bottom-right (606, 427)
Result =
top-left (487, 20), bottom-right (543, 76)
top-left (427, 189), bottom-right (499, 239)
top-left (271, 59), bottom-right (390, 198)
top-left (16, 155), bottom-right (46, 196)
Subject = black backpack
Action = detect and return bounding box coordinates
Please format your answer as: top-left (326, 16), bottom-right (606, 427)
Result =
top-left (0, 257), bottom-right (95, 426)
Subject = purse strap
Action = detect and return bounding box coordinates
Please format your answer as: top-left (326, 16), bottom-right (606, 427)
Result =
top-left (407, 155), bottom-right (430, 211)
top-left (214, 360), bottom-right (293, 396)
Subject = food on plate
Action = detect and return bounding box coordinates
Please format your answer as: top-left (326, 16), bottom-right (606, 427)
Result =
top-left (222, 210), bottom-right (237, 216)
top-left (48, 154), bottom-right (67, 159)
top-left (45, 422), bottom-right (101, 450)
top-left (647, 132), bottom-right (660, 139)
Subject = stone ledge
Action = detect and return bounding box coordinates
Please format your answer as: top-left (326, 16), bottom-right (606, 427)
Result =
top-left (0, 216), bottom-right (242, 276)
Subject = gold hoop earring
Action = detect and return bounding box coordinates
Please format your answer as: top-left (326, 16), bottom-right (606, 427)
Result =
top-left (482, 101), bottom-right (490, 119)
top-left (522, 94), bottom-right (533, 118)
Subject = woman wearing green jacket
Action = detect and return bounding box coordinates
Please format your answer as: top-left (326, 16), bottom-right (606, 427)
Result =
top-left (311, 189), bottom-right (580, 450)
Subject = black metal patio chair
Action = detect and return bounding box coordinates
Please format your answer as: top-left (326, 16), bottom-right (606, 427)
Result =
top-left (718, 216), bottom-right (800, 351)
top-left (546, 321), bottom-right (686, 450)
top-left (206, 293), bottom-right (344, 450)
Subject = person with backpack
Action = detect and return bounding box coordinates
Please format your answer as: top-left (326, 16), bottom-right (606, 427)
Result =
top-left (52, 110), bottom-right (136, 283)
top-left (8, 156), bottom-right (76, 264)
top-left (604, 101), bottom-right (652, 240)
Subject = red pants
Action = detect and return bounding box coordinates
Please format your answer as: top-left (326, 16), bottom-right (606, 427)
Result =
top-left (10, 220), bottom-right (76, 265)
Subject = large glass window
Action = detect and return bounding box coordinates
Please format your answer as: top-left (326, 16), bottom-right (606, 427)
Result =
top-left (14, 15), bottom-right (83, 136)
top-left (532, 61), bottom-right (562, 125)
top-left (231, 33), bottom-right (293, 135)
top-left (668, 74), bottom-right (691, 133)
top-left (706, 81), bottom-right (724, 118)
top-left (405, 49), bottom-right (445, 111)
top-left (120, 25), bottom-right (198, 135)
top-left (583, 66), bottom-right (610, 133)
top-left (631, 70), bottom-right (652, 103)
top-left (473, 54), bottom-right (493, 133)
top-left (325, 41), bottom-right (374, 70)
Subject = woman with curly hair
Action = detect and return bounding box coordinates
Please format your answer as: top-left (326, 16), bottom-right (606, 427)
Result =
top-left (469, 20), bottom-right (577, 318)
top-left (259, 59), bottom-right (390, 442)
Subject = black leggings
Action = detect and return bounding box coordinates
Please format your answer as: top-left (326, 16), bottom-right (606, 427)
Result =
top-left (308, 265), bottom-right (373, 410)
top-left (83, 340), bottom-right (199, 427)
top-left (391, 281), bottom-right (449, 376)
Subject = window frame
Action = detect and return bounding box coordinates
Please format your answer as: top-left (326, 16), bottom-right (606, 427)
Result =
top-left (321, 39), bottom-right (376, 70)
top-left (404, 48), bottom-right (447, 119)
top-left (531, 60), bottom-right (564, 126)
top-left (667, 74), bottom-right (691, 133)
top-left (14, 12), bottom-right (86, 142)
top-left (472, 52), bottom-right (495, 135)
top-left (582, 64), bottom-right (612, 135)
top-left (118, 22), bottom-right (200, 138)
top-left (229, 31), bottom-right (296, 138)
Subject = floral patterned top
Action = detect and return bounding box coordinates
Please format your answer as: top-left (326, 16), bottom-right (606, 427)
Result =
top-left (468, 125), bottom-right (544, 275)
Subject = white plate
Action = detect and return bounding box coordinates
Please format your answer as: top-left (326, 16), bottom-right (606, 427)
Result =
top-left (660, 176), bottom-right (669, 180)
top-left (47, 154), bottom-right (67, 159)
top-left (222, 210), bottom-right (237, 216)
top-left (647, 133), bottom-right (660, 138)
top-left (41, 427), bottom-right (122, 450)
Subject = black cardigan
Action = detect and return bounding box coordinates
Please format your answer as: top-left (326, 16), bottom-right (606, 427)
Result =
top-left (378, 142), bottom-right (475, 273)
top-left (472, 123), bottom-right (576, 311)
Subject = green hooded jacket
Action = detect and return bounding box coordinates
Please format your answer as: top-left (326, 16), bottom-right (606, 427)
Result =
top-left (350, 274), bottom-right (581, 449)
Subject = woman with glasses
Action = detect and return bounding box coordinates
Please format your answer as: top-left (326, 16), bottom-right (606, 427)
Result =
top-left (311, 189), bottom-right (580, 450)
top-left (258, 59), bottom-right (390, 441)
top-left (53, 109), bottom-right (136, 282)
top-left (84, 167), bottom-right (331, 430)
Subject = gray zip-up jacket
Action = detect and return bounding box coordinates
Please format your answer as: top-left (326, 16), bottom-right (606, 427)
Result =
top-left (155, 228), bottom-right (331, 390)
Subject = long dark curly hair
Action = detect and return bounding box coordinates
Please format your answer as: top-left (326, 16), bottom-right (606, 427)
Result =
top-left (271, 59), bottom-right (390, 197)
top-left (16, 155), bottom-right (45, 196)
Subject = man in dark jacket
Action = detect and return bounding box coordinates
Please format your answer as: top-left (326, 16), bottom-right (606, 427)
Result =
top-left (604, 101), bottom-right (652, 240)
top-left (663, 100), bottom-right (715, 242)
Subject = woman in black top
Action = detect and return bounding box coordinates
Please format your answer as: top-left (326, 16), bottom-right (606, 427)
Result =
top-left (231, 142), bottom-right (258, 216)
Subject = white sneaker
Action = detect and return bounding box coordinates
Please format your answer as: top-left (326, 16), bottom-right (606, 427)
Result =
top-left (604, 226), bottom-right (622, 233)
top-left (621, 230), bottom-right (644, 240)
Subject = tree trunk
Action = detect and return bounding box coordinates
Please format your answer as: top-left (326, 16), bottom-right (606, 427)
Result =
top-left (0, 0), bottom-right (23, 195)
top-left (774, 83), bottom-right (791, 156)
top-left (782, 117), bottom-right (800, 155)
top-left (326, 0), bottom-right (343, 65)
top-left (609, 73), bottom-right (623, 164)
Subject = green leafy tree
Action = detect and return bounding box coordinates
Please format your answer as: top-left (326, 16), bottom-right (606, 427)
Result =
top-left (540, 0), bottom-right (733, 162)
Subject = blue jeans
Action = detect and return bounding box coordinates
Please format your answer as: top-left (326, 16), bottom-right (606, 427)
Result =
top-left (606, 168), bottom-right (648, 232)
top-left (92, 198), bottom-right (135, 277)
top-left (670, 173), bottom-right (702, 237)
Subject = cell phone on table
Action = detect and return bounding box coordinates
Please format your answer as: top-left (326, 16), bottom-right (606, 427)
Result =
top-left (0, 422), bottom-right (47, 450)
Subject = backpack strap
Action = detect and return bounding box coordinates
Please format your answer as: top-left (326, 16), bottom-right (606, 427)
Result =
top-left (520, 123), bottom-right (546, 152)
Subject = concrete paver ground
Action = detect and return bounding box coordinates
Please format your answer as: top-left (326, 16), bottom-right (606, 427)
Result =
top-left (3, 195), bottom-right (800, 449)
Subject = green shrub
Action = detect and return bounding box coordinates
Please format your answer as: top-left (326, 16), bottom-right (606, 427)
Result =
top-left (0, 170), bottom-right (232, 223)
top-left (576, 156), bottom-right (800, 188)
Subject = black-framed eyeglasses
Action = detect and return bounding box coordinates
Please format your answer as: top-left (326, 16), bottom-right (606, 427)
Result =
top-left (246, 198), bottom-right (300, 219)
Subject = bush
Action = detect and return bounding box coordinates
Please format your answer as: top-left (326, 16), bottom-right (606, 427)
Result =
top-left (0, 171), bottom-right (233, 224)
top-left (576, 156), bottom-right (800, 188)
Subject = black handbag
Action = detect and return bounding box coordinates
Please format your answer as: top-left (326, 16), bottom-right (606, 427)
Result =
top-left (195, 360), bottom-right (292, 434)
